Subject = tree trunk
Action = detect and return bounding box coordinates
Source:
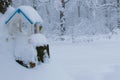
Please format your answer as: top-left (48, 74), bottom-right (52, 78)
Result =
top-left (103, 0), bottom-right (109, 27)
top-left (77, 1), bottom-right (81, 18)
top-left (33, 0), bottom-right (37, 10)
top-left (117, 0), bottom-right (120, 28)
top-left (45, 5), bottom-right (51, 23)
top-left (60, 0), bottom-right (66, 36)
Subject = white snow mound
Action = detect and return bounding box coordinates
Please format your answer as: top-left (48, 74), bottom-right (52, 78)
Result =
top-left (14, 35), bottom-right (37, 64)
top-left (30, 33), bottom-right (48, 47)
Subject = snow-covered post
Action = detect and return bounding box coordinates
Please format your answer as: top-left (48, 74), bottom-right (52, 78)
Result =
top-left (19, 18), bottom-right (22, 32)
top-left (30, 34), bottom-right (50, 63)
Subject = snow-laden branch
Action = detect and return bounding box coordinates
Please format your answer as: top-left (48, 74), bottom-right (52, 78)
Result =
top-left (36, 0), bottom-right (50, 8)
top-left (38, 0), bottom-right (50, 3)
top-left (95, 2), bottom-right (119, 9)
top-left (65, 0), bottom-right (70, 4)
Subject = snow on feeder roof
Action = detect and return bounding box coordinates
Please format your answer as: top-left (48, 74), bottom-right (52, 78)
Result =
top-left (5, 6), bottom-right (43, 24)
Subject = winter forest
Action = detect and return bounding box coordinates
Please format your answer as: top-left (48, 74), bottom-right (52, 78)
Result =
top-left (1, 0), bottom-right (120, 80)
top-left (11, 0), bottom-right (120, 41)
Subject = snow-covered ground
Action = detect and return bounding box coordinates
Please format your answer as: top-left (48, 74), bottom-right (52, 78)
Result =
top-left (0, 52), bottom-right (74, 80)
top-left (1, 5), bottom-right (120, 80)
top-left (51, 39), bottom-right (120, 80)
top-left (0, 6), bottom-right (73, 80)
top-left (1, 38), bottom-right (120, 80)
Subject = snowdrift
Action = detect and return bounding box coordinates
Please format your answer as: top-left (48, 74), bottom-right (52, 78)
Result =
top-left (0, 6), bottom-right (74, 80)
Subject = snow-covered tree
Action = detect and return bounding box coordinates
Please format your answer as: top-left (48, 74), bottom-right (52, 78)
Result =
top-left (0, 0), bottom-right (12, 14)
top-left (54, 0), bottom-right (70, 37)
top-left (11, 0), bottom-right (120, 40)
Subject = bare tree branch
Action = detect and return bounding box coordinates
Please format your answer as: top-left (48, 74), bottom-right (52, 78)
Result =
top-left (38, 0), bottom-right (50, 3)
top-left (65, 0), bottom-right (70, 4)
top-left (95, 2), bottom-right (118, 9)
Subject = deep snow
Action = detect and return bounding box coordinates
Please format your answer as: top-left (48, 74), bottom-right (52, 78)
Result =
top-left (1, 38), bottom-right (120, 80)
top-left (0, 53), bottom-right (74, 80)
top-left (0, 6), bottom-right (74, 80)
top-left (51, 39), bottom-right (120, 80)
top-left (1, 5), bottom-right (120, 80)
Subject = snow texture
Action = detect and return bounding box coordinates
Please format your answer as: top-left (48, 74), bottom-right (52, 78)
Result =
top-left (18, 6), bottom-right (43, 23)
top-left (7, 6), bottom-right (43, 24)
top-left (0, 5), bottom-right (74, 79)
top-left (30, 33), bottom-right (48, 47)
top-left (51, 38), bottom-right (120, 80)
top-left (0, 6), bottom-right (15, 55)
top-left (1, 2), bottom-right (120, 80)
top-left (14, 34), bottom-right (37, 64)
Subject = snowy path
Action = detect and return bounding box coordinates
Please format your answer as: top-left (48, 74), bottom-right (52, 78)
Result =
top-left (51, 40), bottom-right (120, 80)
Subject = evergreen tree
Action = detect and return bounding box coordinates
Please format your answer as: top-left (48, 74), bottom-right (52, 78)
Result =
top-left (0, 0), bottom-right (12, 14)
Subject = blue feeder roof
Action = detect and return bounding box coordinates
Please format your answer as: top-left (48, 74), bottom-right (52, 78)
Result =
top-left (5, 6), bottom-right (43, 24)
